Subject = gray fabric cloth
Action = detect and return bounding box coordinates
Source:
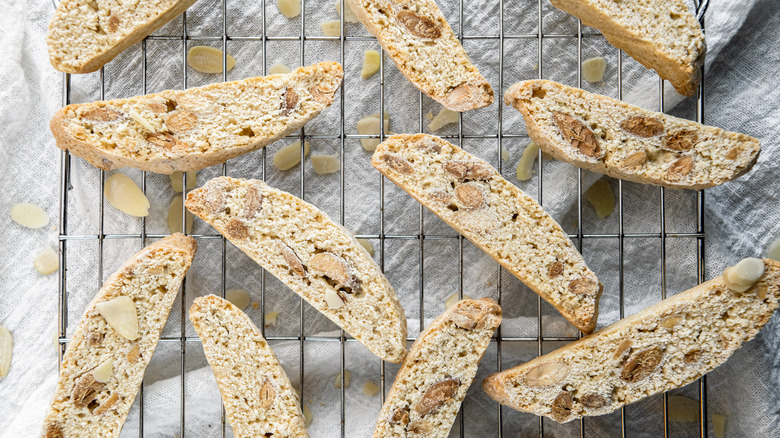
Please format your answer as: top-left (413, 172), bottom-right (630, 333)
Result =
top-left (1, 0), bottom-right (779, 436)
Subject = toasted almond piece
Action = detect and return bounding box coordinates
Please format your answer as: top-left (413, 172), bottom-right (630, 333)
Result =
top-left (363, 381), bottom-right (380, 397)
top-left (269, 62), bottom-right (292, 74)
top-left (225, 289), bottom-right (251, 310)
top-left (0, 325), bottom-right (11, 378)
top-left (169, 170), bottom-right (197, 192)
top-left (105, 173), bottom-right (150, 217)
top-left (358, 113), bottom-right (390, 151)
top-left (554, 112), bottom-right (601, 159)
top-left (96, 296), bottom-right (140, 341)
top-left (321, 20), bottom-right (341, 37)
top-left (72, 373), bottom-right (104, 408)
top-left (265, 311), bottom-right (279, 327)
top-left (335, 0), bottom-right (359, 22)
top-left (659, 314), bottom-right (684, 329)
top-left (713, 414), bottom-right (727, 438)
top-left (92, 358), bottom-right (114, 383)
top-left (455, 183), bottom-right (484, 209)
top-left (34, 247), bottom-right (59, 275)
top-left (325, 289), bottom-right (345, 309)
top-left (415, 378), bottom-right (459, 416)
top-left (579, 393), bottom-right (610, 409)
top-left (312, 154), bottom-right (340, 175)
top-left (428, 107), bottom-right (459, 132)
top-left (357, 238), bottom-right (374, 256)
top-left (621, 116), bottom-right (664, 138)
top-left (585, 178), bottom-right (615, 218)
top-left (361, 50), bottom-right (380, 79)
top-left (333, 370), bottom-right (351, 388)
top-left (767, 239), bottom-right (780, 261)
top-left (444, 293), bottom-right (473, 309)
top-left (187, 46), bottom-right (236, 74)
top-left (522, 361), bottom-right (570, 387)
top-left (277, 0), bottom-right (301, 18)
top-left (516, 141), bottom-right (539, 181)
top-left (167, 196), bottom-right (194, 234)
top-left (668, 395), bottom-right (699, 422)
top-left (582, 57), bottom-right (607, 82)
top-left (621, 346), bottom-right (664, 383)
top-left (10, 203), bottom-right (50, 229)
top-left (397, 10), bottom-right (441, 39)
top-left (273, 140), bottom-right (310, 171)
top-left (551, 391), bottom-right (574, 422)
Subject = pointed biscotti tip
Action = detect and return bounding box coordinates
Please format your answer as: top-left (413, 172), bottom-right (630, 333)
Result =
top-left (147, 233), bottom-right (198, 259)
top-left (482, 258), bottom-right (780, 423)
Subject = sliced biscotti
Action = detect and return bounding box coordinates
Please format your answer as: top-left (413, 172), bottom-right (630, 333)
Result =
top-left (506, 80), bottom-right (760, 190)
top-left (42, 234), bottom-right (197, 438)
top-left (372, 134), bottom-right (603, 333)
top-left (48, 0), bottom-right (198, 74)
top-left (51, 62), bottom-right (343, 174)
top-left (190, 295), bottom-right (308, 437)
top-left (348, 0), bottom-right (493, 111)
top-left (482, 258), bottom-right (780, 423)
top-left (549, 0), bottom-right (705, 96)
top-left (374, 298), bottom-right (501, 437)
top-left (185, 176), bottom-right (407, 363)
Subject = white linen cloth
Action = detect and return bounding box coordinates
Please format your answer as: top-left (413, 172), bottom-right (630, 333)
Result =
top-left (1, 0), bottom-right (779, 436)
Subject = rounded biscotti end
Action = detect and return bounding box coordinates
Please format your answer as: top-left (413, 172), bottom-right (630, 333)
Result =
top-left (155, 233), bottom-right (198, 261)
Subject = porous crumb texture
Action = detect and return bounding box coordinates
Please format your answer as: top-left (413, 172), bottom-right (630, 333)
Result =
top-left (42, 234), bottom-right (197, 438)
top-left (185, 176), bottom-right (408, 363)
top-left (549, 0), bottom-right (705, 96)
top-left (506, 80), bottom-right (761, 190)
top-left (347, 0), bottom-right (493, 111)
top-left (483, 260), bottom-right (780, 423)
top-left (47, 0), bottom-right (198, 74)
top-left (189, 295), bottom-right (308, 438)
top-left (372, 134), bottom-right (602, 333)
top-left (373, 298), bottom-right (501, 437)
top-left (50, 62), bottom-right (343, 174)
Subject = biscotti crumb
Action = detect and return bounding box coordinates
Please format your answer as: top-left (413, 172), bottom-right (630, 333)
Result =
top-left (10, 203), bottom-right (49, 229)
top-left (582, 57), bottom-right (606, 83)
top-left (264, 311), bottom-right (279, 327)
top-left (187, 46), bottom-right (236, 74)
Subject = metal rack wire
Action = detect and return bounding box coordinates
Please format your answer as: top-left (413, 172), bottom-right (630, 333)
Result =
top-left (56, 0), bottom-right (711, 436)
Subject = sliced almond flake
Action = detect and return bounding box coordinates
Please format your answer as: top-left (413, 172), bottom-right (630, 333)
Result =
top-left (128, 109), bottom-right (155, 132)
top-left (34, 247), bottom-right (59, 275)
top-left (10, 203), bottom-right (50, 229)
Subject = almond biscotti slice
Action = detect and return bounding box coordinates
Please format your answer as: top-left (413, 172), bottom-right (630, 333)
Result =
top-left (42, 234), bottom-right (197, 438)
top-left (506, 80), bottom-right (760, 190)
top-left (482, 258), bottom-right (780, 423)
top-left (48, 0), bottom-right (198, 74)
top-left (51, 62), bottom-right (343, 174)
top-left (372, 134), bottom-right (603, 333)
top-left (348, 0), bottom-right (493, 111)
top-left (373, 298), bottom-right (501, 437)
top-left (190, 295), bottom-right (308, 437)
top-left (549, 0), bottom-right (705, 96)
top-left (185, 176), bottom-right (407, 363)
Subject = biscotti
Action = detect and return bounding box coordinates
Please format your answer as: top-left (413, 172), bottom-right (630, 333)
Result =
top-left (185, 176), bottom-right (408, 363)
top-left (505, 80), bottom-right (760, 190)
top-left (549, 0), bottom-right (706, 96)
top-left (51, 62), bottom-right (343, 174)
top-left (482, 258), bottom-right (780, 423)
top-left (42, 234), bottom-right (197, 437)
top-left (372, 134), bottom-right (603, 333)
top-left (373, 298), bottom-right (501, 437)
top-left (190, 295), bottom-right (308, 437)
top-left (47, 0), bottom-right (198, 74)
top-left (347, 0), bottom-right (493, 111)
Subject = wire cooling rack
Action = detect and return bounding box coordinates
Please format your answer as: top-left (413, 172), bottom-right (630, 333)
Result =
top-left (56, 0), bottom-right (712, 436)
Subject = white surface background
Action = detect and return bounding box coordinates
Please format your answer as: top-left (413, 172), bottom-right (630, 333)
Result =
top-left (1, 0), bottom-right (779, 436)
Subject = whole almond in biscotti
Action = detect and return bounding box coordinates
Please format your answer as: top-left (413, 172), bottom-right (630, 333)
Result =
top-left (505, 80), bottom-right (760, 190)
top-left (371, 134), bottom-right (603, 333)
top-left (483, 259), bottom-right (780, 423)
top-left (47, 0), bottom-right (199, 74)
top-left (373, 298), bottom-right (501, 437)
top-left (347, 0), bottom-right (493, 111)
top-left (190, 295), bottom-right (309, 437)
top-left (185, 176), bottom-right (407, 363)
top-left (548, 0), bottom-right (706, 96)
top-left (50, 62), bottom-right (343, 174)
top-left (41, 234), bottom-right (197, 437)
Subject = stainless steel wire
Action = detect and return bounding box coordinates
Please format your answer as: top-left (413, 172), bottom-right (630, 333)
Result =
top-left (56, 0), bottom-right (711, 436)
